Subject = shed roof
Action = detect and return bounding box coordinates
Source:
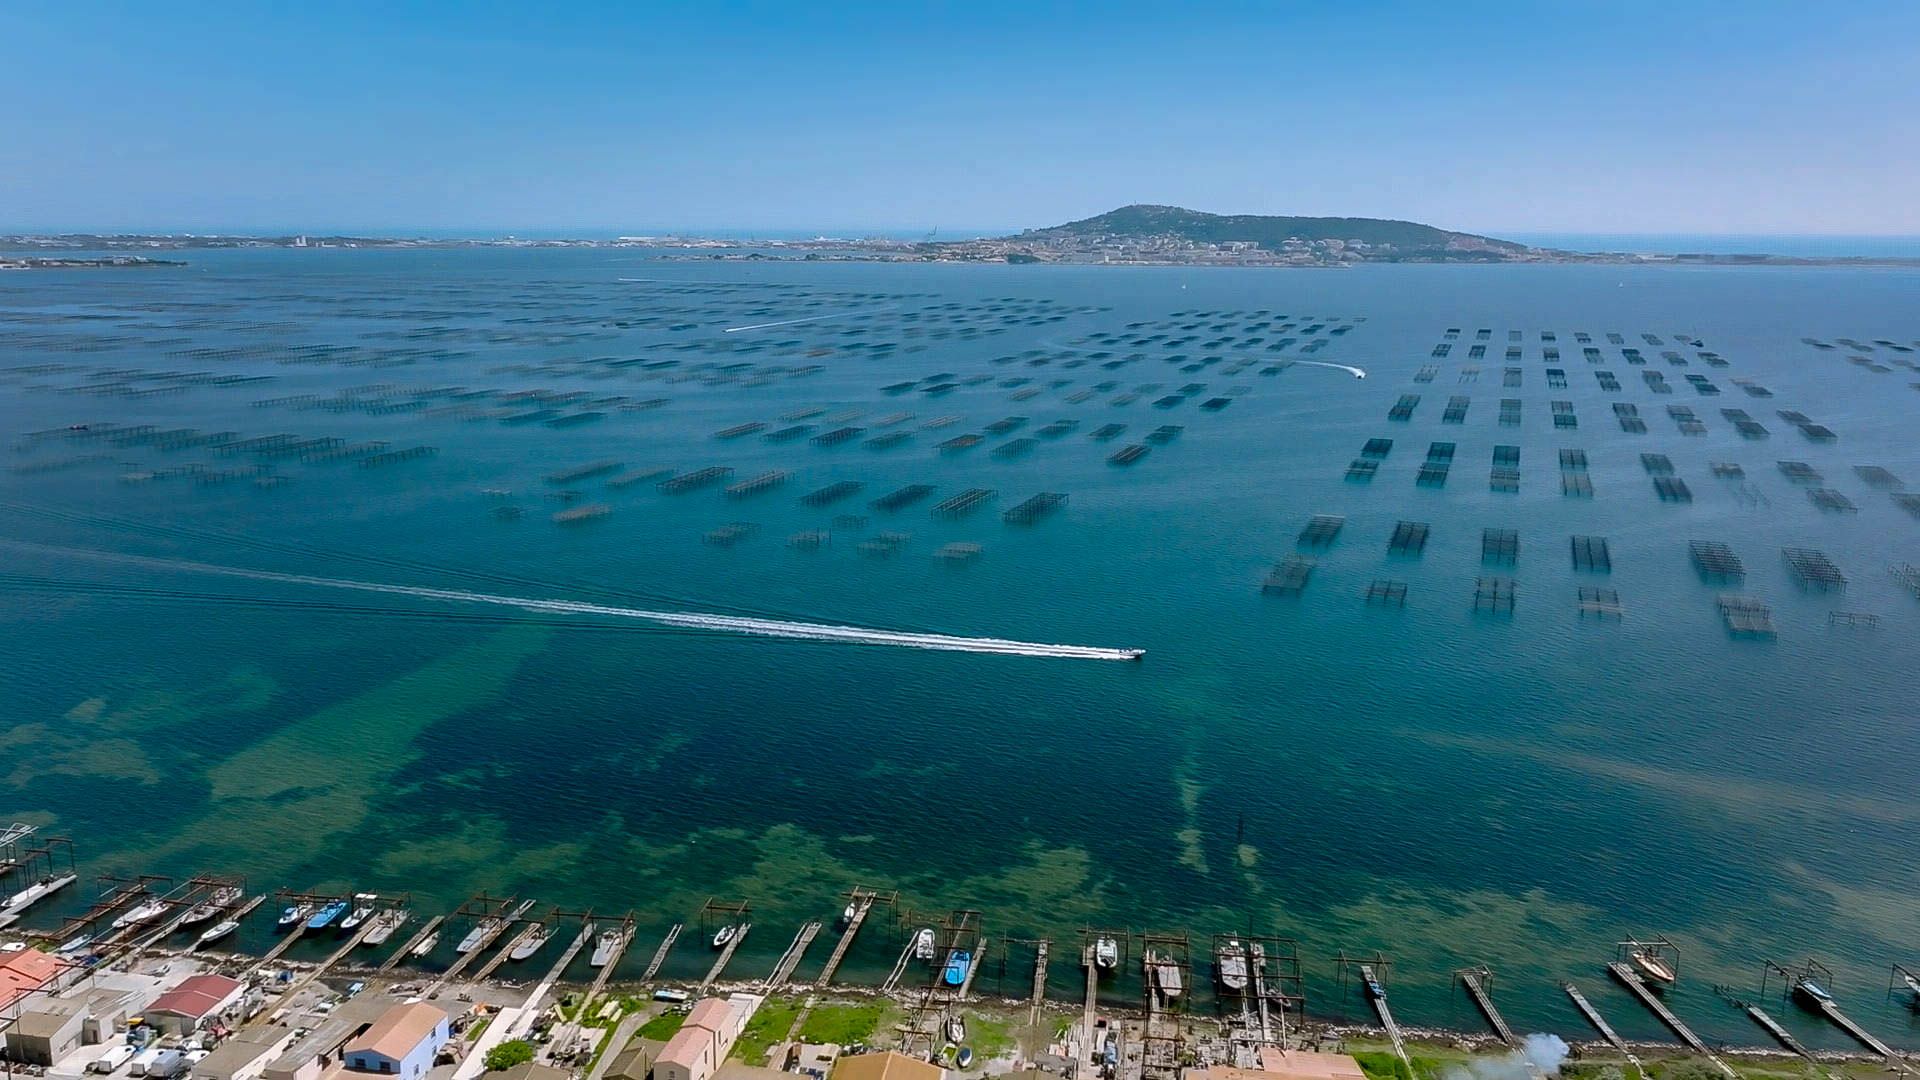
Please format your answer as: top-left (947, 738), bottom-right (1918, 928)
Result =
top-left (830, 1051), bottom-right (944, 1080)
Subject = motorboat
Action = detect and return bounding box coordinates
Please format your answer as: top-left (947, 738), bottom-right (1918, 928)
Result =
top-left (913, 928), bottom-right (935, 961)
top-left (1094, 936), bottom-right (1118, 970)
top-left (712, 925), bottom-right (736, 949)
top-left (1216, 940), bottom-right (1248, 991)
top-left (945, 1015), bottom-right (966, 1044)
top-left (112, 899), bottom-right (167, 929)
top-left (590, 928), bottom-right (622, 967)
top-left (839, 902), bottom-right (858, 926)
top-left (943, 949), bottom-right (972, 987)
top-left (306, 900), bottom-right (350, 931)
top-left (410, 930), bottom-right (440, 957)
top-left (511, 923), bottom-right (552, 961)
top-left (362, 908), bottom-right (408, 947)
top-left (1148, 951), bottom-right (1181, 999)
top-left (1793, 979), bottom-right (1835, 1006)
top-left (180, 886), bottom-right (241, 927)
top-left (277, 902), bottom-right (313, 930)
top-left (955, 1048), bottom-right (973, 1070)
top-left (57, 932), bottom-right (94, 955)
top-left (197, 920), bottom-right (239, 948)
top-left (339, 894), bottom-right (378, 932)
top-left (457, 917), bottom-right (502, 954)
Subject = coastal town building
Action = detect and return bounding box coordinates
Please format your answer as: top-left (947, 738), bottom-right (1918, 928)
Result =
top-left (654, 995), bottom-right (760, 1080)
top-left (829, 1050), bottom-right (944, 1080)
top-left (342, 1002), bottom-right (450, 1079)
top-left (0, 946), bottom-right (59, 1010)
top-left (3, 987), bottom-right (132, 1065)
top-left (147, 973), bottom-right (246, 1034)
top-left (192, 1027), bottom-right (299, 1080)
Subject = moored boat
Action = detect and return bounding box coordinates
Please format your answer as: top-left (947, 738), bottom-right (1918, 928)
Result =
top-left (457, 917), bottom-right (502, 954)
top-left (943, 949), bottom-right (972, 987)
top-left (956, 1048), bottom-right (973, 1070)
top-left (1216, 940), bottom-right (1248, 991)
top-left (1094, 936), bottom-right (1118, 970)
top-left (945, 1015), bottom-right (966, 1044)
top-left (306, 900), bottom-right (350, 931)
top-left (410, 930), bottom-right (440, 957)
top-left (712, 925), bottom-right (736, 949)
top-left (57, 932), bottom-right (94, 955)
top-left (590, 928), bottom-right (622, 967)
top-left (1148, 950), bottom-right (1182, 999)
top-left (511, 923), bottom-right (552, 961)
top-left (197, 919), bottom-right (239, 948)
top-left (277, 902), bottom-right (313, 930)
top-left (339, 894), bottom-right (378, 932)
top-left (112, 899), bottom-right (167, 929)
top-left (839, 902), bottom-right (858, 926)
top-left (362, 908), bottom-right (409, 947)
top-left (1630, 950), bottom-right (1676, 986)
top-left (180, 886), bottom-right (242, 927)
top-left (913, 928), bottom-right (935, 961)
top-left (1793, 978), bottom-right (1834, 1006)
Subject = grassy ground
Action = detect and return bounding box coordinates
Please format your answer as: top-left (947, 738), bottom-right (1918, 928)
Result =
top-left (963, 1013), bottom-right (1016, 1057)
top-left (798, 1003), bottom-right (895, 1046)
top-left (639, 1011), bottom-right (687, 1041)
top-left (732, 997), bottom-right (805, 1065)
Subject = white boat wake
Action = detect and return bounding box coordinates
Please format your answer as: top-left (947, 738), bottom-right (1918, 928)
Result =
top-left (1289, 360), bottom-right (1367, 378)
top-left (7, 543), bottom-right (1145, 662)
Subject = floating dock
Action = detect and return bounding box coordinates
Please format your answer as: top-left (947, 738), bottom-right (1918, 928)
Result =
top-left (932, 488), bottom-right (997, 518)
top-left (802, 481), bottom-right (864, 507)
top-left (724, 470), bottom-right (790, 498)
top-left (872, 484), bottom-right (934, 511)
top-left (658, 467), bottom-right (734, 494)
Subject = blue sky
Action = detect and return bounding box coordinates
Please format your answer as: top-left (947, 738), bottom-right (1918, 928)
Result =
top-left (3, 2), bottom-right (1916, 236)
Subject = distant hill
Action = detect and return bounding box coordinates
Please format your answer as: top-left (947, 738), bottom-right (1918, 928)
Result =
top-left (1015, 204), bottom-right (1530, 256)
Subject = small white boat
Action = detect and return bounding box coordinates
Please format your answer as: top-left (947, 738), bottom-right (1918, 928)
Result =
top-left (1631, 950), bottom-right (1676, 985)
top-left (1903, 972), bottom-right (1920, 999)
top-left (1147, 951), bottom-right (1181, 999)
top-left (913, 928), bottom-right (936, 961)
top-left (1216, 940), bottom-right (1248, 991)
top-left (1094, 937), bottom-right (1118, 970)
top-left (362, 908), bottom-right (408, 947)
top-left (840, 902), bottom-right (858, 925)
top-left (511, 923), bottom-right (552, 961)
top-left (277, 902), bottom-right (313, 930)
top-left (590, 928), bottom-right (622, 967)
top-left (197, 920), bottom-right (239, 948)
top-left (410, 930), bottom-right (439, 957)
top-left (945, 1015), bottom-right (966, 1044)
top-left (180, 885), bottom-right (242, 927)
top-left (339, 894), bottom-right (378, 932)
top-left (712, 925), bottom-right (736, 949)
top-left (456, 917), bottom-right (502, 954)
top-left (112, 899), bottom-right (167, 929)
top-left (57, 932), bottom-right (94, 954)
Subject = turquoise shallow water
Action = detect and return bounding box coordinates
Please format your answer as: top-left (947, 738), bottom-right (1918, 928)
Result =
top-left (2, 250), bottom-right (1919, 1048)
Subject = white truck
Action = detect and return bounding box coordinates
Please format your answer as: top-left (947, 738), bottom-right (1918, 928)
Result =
top-left (91, 1046), bottom-right (138, 1074)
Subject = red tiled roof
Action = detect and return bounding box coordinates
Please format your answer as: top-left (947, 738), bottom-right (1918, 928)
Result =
top-left (0, 948), bottom-right (59, 1011)
top-left (149, 973), bottom-right (243, 1019)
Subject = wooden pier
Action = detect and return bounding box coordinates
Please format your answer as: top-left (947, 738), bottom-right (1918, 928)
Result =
top-left (1802, 991), bottom-right (1908, 1071)
top-left (818, 890), bottom-right (886, 987)
top-left (700, 923), bottom-right (750, 990)
top-left (429, 897), bottom-right (532, 995)
top-left (958, 936), bottom-right (989, 999)
top-left (379, 912), bottom-right (445, 971)
top-left (765, 921), bottom-right (821, 987)
top-left (640, 923), bottom-right (682, 981)
top-left (474, 919), bottom-right (544, 983)
top-left (1455, 968), bottom-right (1515, 1047)
top-left (1607, 962), bottom-right (1735, 1077)
top-left (879, 936), bottom-right (917, 994)
top-left (1031, 939), bottom-right (1050, 1006)
top-left (1359, 965), bottom-right (1408, 1068)
top-left (255, 906), bottom-right (386, 1023)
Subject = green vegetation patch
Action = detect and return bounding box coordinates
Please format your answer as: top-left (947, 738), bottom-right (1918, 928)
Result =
top-left (638, 1012), bottom-right (687, 1041)
top-left (731, 997), bottom-right (804, 1065)
top-left (964, 1014), bottom-right (1015, 1057)
top-left (797, 1002), bottom-right (892, 1046)
top-left (483, 1040), bottom-right (535, 1071)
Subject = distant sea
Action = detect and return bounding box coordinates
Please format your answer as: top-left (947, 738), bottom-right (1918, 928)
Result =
top-left (1505, 232), bottom-right (1920, 258)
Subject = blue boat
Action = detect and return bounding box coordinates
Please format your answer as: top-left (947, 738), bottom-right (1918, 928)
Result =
top-left (306, 900), bottom-right (350, 930)
top-left (943, 949), bottom-right (971, 987)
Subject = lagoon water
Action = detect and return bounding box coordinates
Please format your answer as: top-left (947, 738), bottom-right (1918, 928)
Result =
top-left (2, 249), bottom-right (1918, 1047)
